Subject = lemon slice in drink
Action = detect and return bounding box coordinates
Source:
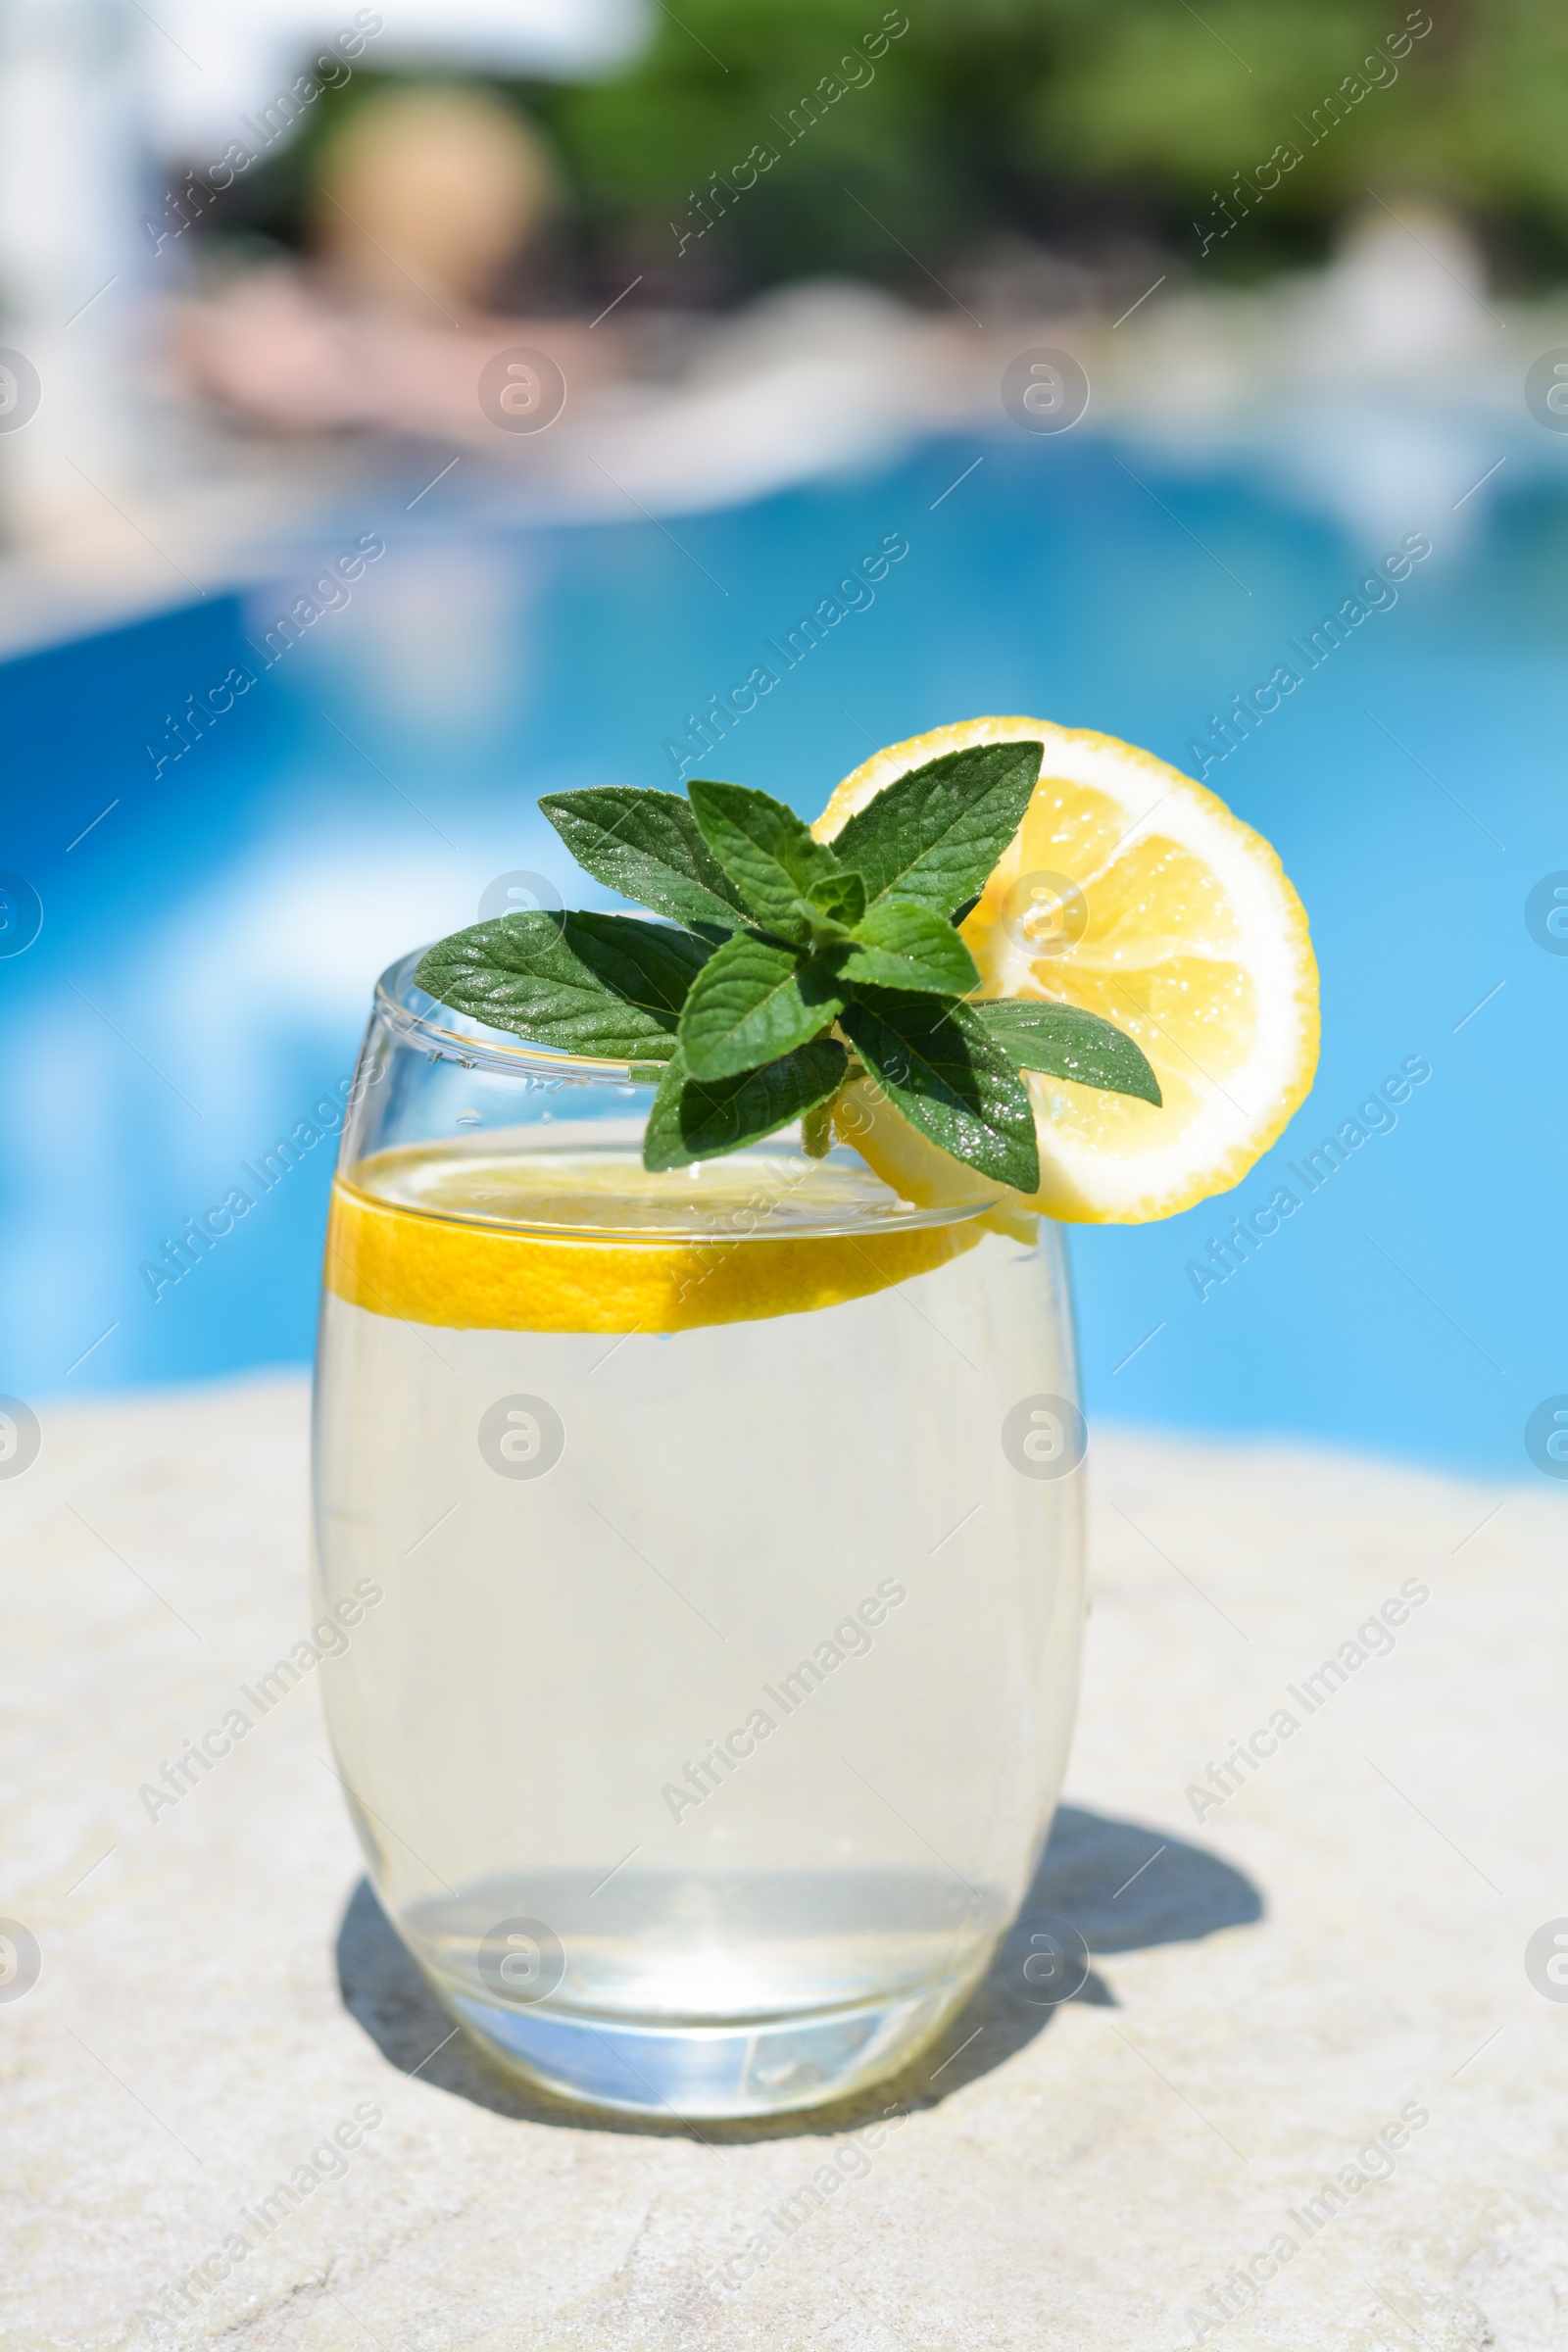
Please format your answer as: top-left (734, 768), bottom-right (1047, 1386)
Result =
top-left (814, 716), bottom-right (1319, 1224)
top-left (324, 1148), bottom-right (986, 1332)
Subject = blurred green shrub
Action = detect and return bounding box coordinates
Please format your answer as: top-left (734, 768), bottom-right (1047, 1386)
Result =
top-left (220, 0), bottom-right (1568, 296)
top-left (523, 0), bottom-right (1568, 292)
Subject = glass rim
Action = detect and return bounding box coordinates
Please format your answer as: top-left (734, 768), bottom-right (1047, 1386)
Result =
top-left (376, 949), bottom-right (652, 1086)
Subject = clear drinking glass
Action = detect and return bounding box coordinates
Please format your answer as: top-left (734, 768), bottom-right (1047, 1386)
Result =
top-left (312, 951), bottom-right (1088, 2120)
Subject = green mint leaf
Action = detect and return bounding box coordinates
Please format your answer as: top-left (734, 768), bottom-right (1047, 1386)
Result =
top-left (975, 998), bottom-right (1163, 1105)
top-left (839, 988), bottom-right (1040, 1191)
top-left (950, 891), bottom-right (983, 928)
top-left (539, 786), bottom-right (749, 927)
top-left (790, 898), bottom-right (856, 943)
top-left (801, 1102), bottom-right (835, 1158)
top-left (841, 897), bottom-right (981, 996)
top-left (677, 930), bottom-right (845, 1081)
top-left (807, 869), bottom-right (866, 925)
top-left (415, 911), bottom-right (702, 1060)
top-left (687, 778), bottom-right (843, 939)
top-left (644, 1039), bottom-right (849, 1170)
top-left (564, 910), bottom-right (713, 1025)
top-left (829, 739), bottom-right (1044, 917)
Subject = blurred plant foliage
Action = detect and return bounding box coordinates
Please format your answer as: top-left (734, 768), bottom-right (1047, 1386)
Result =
top-left (236, 0), bottom-right (1568, 294)
top-left (520, 0), bottom-right (1568, 291)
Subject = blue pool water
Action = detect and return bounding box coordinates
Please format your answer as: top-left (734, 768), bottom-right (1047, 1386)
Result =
top-left (2, 428), bottom-right (1562, 1481)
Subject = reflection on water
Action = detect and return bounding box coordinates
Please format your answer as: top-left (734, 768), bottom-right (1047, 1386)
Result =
top-left (1, 429), bottom-right (1561, 1474)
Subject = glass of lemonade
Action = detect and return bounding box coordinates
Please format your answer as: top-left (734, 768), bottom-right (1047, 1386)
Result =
top-left (313, 950), bottom-right (1087, 2119)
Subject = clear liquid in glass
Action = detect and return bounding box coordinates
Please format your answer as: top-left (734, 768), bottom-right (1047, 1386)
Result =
top-left (314, 1136), bottom-right (1085, 2117)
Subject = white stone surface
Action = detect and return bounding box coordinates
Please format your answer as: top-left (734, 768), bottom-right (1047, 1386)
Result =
top-left (2, 1375), bottom-right (1564, 2350)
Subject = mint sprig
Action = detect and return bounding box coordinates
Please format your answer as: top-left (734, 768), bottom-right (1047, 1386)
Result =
top-left (414, 741), bottom-right (1164, 1184)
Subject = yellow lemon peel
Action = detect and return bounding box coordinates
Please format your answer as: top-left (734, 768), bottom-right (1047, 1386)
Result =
top-left (815, 716), bottom-right (1319, 1224)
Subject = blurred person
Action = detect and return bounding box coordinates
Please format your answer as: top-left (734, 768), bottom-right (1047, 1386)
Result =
top-left (312, 82), bottom-right (562, 317)
top-left (177, 81), bottom-right (621, 444)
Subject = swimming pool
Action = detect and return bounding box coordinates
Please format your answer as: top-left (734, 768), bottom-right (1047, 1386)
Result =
top-left (2, 426), bottom-right (1560, 1480)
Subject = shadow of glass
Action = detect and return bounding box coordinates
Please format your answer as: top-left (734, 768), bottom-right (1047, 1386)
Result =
top-left (334, 1804), bottom-right (1261, 2143)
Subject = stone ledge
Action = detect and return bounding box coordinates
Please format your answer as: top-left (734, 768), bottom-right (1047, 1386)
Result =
top-left (2, 1377), bottom-right (1563, 2349)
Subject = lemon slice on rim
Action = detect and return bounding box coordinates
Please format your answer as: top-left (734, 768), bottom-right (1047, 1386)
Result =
top-left (814, 716), bottom-right (1320, 1225)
